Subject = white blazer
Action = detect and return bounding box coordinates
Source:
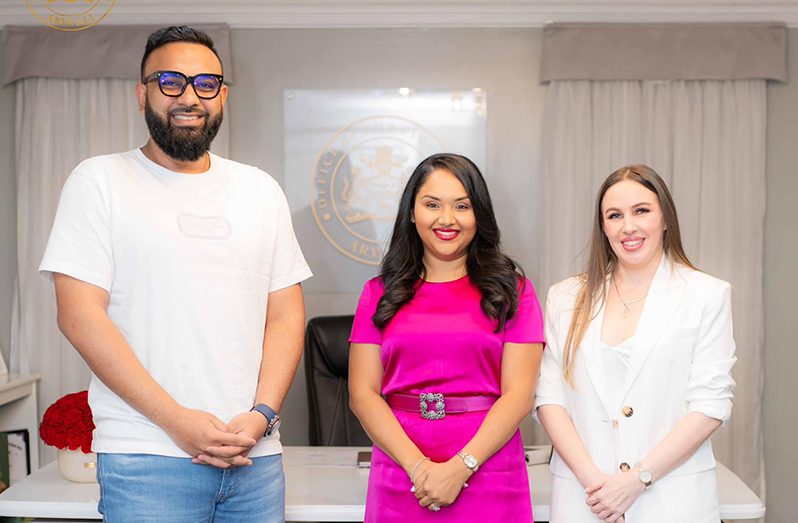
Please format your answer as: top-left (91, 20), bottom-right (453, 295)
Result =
top-left (535, 256), bottom-right (736, 523)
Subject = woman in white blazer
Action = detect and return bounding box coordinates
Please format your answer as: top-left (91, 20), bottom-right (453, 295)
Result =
top-left (535, 164), bottom-right (736, 523)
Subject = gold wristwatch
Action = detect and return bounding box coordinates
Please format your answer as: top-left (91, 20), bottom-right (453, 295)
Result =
top-left (457, 451), bottom-right (479, 472)
top-left (634, 462), bottom-right (653, 489)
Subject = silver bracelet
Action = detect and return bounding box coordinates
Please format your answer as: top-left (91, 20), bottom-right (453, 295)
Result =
top-left (409, 456), bottom-right (431, 483)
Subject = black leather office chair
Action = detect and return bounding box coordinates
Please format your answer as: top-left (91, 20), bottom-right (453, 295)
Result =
top-left (304, 315), bottom-right (372, 446)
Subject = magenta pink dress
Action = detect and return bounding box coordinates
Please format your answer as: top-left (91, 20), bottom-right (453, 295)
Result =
top-left (349, 275), bottom-right (544, 522)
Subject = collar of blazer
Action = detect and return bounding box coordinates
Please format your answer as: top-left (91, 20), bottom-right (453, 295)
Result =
top-left (581, 254), bottom-right (688, 420)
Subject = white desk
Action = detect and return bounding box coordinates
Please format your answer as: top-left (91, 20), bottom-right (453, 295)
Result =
top-left (0, 446), bottom-right (765, 521)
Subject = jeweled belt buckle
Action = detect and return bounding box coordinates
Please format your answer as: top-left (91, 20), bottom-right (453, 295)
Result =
top-left (419, 392), bottom-right (445, 420)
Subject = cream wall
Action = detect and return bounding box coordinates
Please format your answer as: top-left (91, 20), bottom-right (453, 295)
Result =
top-left (0, 33), bottom-right (15, 370)
top-left (763, 29), bottom-right (798, 523)
top-left (225, 28), bottom-right (547, 445)
top-left (0, 26), bottom-right (795, 520)
top-left (0, 24), bottom-right (547, 447)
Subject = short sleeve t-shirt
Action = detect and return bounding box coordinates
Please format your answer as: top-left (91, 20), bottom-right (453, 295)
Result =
top-left (40, 148), bottom-right (312, 457)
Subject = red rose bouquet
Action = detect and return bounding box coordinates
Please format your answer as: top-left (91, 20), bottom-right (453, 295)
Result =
top-left (39, 391), bottom-right (95, 454)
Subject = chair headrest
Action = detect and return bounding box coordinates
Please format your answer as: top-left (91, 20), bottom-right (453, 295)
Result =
top-left (305, 315), bottom-right (356, 378)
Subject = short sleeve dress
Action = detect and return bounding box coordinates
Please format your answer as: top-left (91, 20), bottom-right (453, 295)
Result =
top-left (349, 275), bottom-right (544, 522)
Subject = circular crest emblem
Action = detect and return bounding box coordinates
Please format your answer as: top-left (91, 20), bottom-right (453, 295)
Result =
top-left (26, 0), bottom-right (116, 31)
top-left (311, 116), bottom-right (444, 265)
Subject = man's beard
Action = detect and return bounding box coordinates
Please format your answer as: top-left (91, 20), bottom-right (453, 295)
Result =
top-left (144, 102), bottom-right (223, 162)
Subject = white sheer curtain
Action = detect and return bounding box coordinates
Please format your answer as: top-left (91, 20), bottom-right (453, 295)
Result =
top-left (11, 77), bottom-right (229, 465)
top-left (539, 80), bottom-right (766, 501)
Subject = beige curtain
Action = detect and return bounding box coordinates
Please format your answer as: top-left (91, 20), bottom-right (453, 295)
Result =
top-left (11, 77), bottom-right (229, 465)
top-left (538, 79), bottom-right (766, 507)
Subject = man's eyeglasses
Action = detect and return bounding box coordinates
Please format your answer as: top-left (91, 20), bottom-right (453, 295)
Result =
top-left (142, 70), bottom-right (224, 100)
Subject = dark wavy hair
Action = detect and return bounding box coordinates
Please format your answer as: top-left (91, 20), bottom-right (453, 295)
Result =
top-left (373, 153), bottom-right (524, 332)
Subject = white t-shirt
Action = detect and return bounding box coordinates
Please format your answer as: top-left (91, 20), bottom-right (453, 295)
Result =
top-left (40, 148), bottom-right (312, 457)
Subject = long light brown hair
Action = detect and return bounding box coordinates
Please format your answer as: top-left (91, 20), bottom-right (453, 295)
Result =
top-left (562, 164), bottom-right (696, 384)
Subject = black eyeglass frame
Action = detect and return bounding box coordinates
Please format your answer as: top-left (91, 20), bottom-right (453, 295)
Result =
top-left (141, 70), bottom-right (225, 99)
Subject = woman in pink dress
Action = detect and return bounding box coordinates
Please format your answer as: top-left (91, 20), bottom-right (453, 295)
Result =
top-left (349, 153), bottom-right (545, 521)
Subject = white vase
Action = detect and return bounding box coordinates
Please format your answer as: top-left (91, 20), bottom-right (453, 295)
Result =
top-left (57, 448), bottom-right (97, 483)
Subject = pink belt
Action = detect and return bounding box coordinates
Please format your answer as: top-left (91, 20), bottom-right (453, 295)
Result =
top-left (386, 392), bottom-right (497, 420)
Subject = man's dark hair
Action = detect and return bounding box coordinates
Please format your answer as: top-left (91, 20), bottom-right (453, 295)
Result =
top-left (140, 26), bottom-right (222, 80)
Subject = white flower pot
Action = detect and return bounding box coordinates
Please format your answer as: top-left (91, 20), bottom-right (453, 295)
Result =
top-left (57, 449), bottom-right (97, 483)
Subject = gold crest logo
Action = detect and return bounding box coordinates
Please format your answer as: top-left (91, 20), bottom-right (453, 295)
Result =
top-left (25, 0), bottom-right (116, 31)
top-left (311, 116), bottom-right (444, 266)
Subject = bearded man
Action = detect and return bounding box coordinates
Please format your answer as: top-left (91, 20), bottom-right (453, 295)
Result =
top-left (40, 26), bottom-right (311, 522)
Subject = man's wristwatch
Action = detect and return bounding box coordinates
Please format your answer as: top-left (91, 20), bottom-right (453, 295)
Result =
top-left (250, 403), bottom-right (281, 437)
top-left (634, 462), bottom-right (653, 489)
top-left (457, 451), bottom-right (479, 473)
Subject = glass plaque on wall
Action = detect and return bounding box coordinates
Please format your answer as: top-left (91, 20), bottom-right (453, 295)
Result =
top-left (284, 88), bottom-right (486, 293)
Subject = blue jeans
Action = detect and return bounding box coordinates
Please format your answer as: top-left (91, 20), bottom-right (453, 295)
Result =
top-left (97, 453), bottom-right (285, 522)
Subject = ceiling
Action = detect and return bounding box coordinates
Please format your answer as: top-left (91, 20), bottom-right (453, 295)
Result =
top-left (2, 0), bottom-right (798, 29)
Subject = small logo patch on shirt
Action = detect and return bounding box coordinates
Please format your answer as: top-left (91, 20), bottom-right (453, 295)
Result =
top-left (177, 214), bottom-right (232, 239)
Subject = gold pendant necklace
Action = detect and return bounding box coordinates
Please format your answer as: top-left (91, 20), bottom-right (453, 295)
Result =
top-left (613, 278), bottom-right (648, 318)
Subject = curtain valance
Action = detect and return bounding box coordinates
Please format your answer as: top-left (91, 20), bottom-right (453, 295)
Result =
top-left (541, 22), bottom-right (786, 82)
top-left (2, 24), bottom-right (234, 86)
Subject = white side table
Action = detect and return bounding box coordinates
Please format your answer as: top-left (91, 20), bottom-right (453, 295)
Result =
top-left (0, 373), bottom-right (42, 472)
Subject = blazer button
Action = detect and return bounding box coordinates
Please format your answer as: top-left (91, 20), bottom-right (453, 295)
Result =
top-left (619, 462), bottom-right (630, 472)
top-left (622, 405), bottom-right (634, 417)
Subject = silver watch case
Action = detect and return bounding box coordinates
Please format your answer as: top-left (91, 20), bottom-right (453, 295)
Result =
top-left (458, 451), bottom-right (479, 472)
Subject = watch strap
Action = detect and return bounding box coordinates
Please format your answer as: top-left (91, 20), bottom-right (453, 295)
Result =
top-left (250, 403), bottom-right (280, 436)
